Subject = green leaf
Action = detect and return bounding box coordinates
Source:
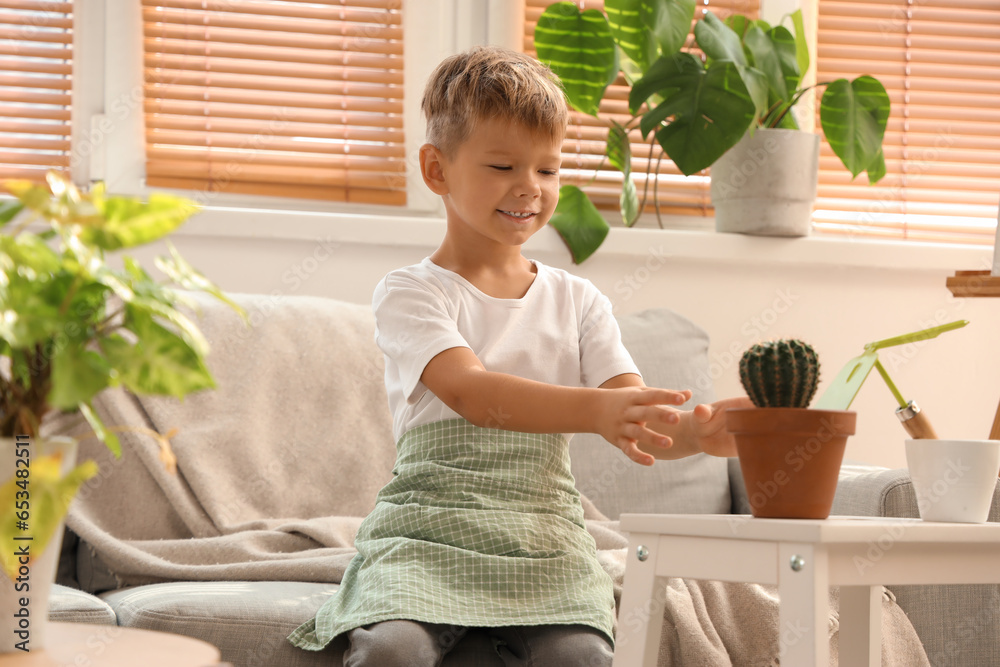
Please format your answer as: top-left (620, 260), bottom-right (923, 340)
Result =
top-left (605, 0), bottom-right (695, 72)
top-left (0, 201), bottom-right (23, 227)
top-left (134, 297), bottom-right (211, 357)
top-left (769, 26), bottom-right (802, 98)
top-left (725, 15), bottom-right (769, 39)
top-left (790, 9), bottom-right (809, 83)
top-left (639, 91), bottom-right (686, 139)
top-left (605, 0), bottom-right (657, 72)
top-left (0, 232), bottom-right (62, 276)
top-left (5, 181), bottom-right (57, 216)
top-left (7, 176), bottom-right (102, 227)
top-left (105, 306), bottom-right (215, 398)
top-left (49, 341), bottom-right (111, 409)
top-left (155, 242), bottom-right (247, 323)
top-left (820, 76), bottom-right (891, 179)
top-left (0, 239), bottom-right (68, 348)
top-left (619, 53), bottom-right (646, 86)
top-left (620, 177), bottom-right (640, 227)
top-left (548, 185), bottom-right (609, 264)
top-left (744, 26), bottom-right (789, 105)
top-left (534, 2), bottom-right (618, 117)
top-left (81, 192), bottom-right (199, 250)
top-left (0, 454), bottom-right (97, 579)
top-left (632, 55), bottom-right (756, 175)
top-left (606, 121), bottom-right (632, 176)
top-left (866, 148), bottom-right (887, 184)
top-left (694, 11), bottom-right (747, 66)
top-left (79, 402), bottom-right (121, 457)
top-left (649, 0), bottom-right (696, 57)
top-left (739, 65), bottom-right (771, 120)
top-left (630, 51), bottom-right (701, 115)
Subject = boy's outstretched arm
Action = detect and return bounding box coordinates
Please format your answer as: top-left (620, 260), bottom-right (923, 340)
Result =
top-left (420, 347), bottom-right (689, 466)
top-left (601, 373), bottom-right (752, 460)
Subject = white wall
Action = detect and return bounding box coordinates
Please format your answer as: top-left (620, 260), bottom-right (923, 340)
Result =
top-left (139, 214), bottom-right (1000, 471)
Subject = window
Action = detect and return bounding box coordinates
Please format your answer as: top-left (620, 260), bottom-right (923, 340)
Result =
top-left (142, 0), bottom-right (406, 204)
top-left (524, 0), bottom-right (761, 223)
top-left (812, 1), bottom-right (1000, 244)
top-left (0, 0), bottom-right (73, 184)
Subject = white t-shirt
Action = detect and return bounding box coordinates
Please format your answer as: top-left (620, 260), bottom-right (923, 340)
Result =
top-left (372, 257), bottom-right (641, 441)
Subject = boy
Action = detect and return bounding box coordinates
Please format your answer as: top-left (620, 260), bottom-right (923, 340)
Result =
top-left (290, 45), bottom-right (747, 666)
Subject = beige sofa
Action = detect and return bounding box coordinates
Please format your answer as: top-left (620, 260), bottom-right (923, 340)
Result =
top-left (52, 294), bottom-right (999, 666)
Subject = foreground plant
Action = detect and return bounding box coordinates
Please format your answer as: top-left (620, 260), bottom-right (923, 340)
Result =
top-left (0, 171), bottom-right (243, 454)
top-left (0, 171), bottom-right (244, 569)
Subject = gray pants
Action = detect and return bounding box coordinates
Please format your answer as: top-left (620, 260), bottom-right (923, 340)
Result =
top-left (344, 620), bottom-right (614, 667)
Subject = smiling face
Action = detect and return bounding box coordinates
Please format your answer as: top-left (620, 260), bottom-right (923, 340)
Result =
top-left (425, 117), bottom-right (563, 255)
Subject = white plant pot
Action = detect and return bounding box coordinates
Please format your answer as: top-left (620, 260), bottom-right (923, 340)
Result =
top-left (710, 128), bottom-right (820, 236)
top-left (1, 436), bottom-right (78, 653)
top-left (905, 439), bottom-right (1000, 523)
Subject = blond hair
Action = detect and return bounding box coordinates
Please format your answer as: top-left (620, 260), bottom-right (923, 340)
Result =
top-left (421, 45), bottom-right (568, 155)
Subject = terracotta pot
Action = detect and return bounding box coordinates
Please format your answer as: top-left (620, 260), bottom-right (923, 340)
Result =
top-left (727, 408), bottom-right (856, 519)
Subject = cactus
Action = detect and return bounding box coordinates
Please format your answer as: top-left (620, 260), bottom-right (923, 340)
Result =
top-left (739, 339), bottom-right (820, 408)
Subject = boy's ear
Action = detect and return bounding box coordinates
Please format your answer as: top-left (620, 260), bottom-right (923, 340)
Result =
top-left (419, 143), bottom-right (449, 195)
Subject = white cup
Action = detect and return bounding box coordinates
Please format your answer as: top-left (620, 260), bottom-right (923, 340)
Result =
top-left (905, 439), bottom-right (1000, 523)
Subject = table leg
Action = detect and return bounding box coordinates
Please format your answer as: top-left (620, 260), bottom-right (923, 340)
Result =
top-left (778, 543), bottom-right (829, 667)
top-left (839, 585), bottom-right (882, 667)
top-left (613, 533), bottom-right (667, 667)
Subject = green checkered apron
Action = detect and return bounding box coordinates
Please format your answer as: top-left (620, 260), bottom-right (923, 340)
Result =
top-left (288, 419), bottom-right (615, 650)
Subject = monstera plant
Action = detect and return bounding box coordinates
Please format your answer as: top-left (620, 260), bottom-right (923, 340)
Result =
top-left (533, 1), bottom-right (890, 258)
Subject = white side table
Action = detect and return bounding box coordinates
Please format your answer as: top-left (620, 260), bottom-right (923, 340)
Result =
top-left (613, 514), bottom-right (1000, 667)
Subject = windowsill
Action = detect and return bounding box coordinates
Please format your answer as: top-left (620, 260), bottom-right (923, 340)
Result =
top-left (176, 206), bottom-right (995, 274)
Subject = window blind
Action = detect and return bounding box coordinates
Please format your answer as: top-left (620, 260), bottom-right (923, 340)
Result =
top-left (0, 0), bottom-right (73, 184)
top-left (814, 0), bottom-right (1000, 244)
top-left (142, 0), bottom-right (405, 205)
top-left (525, 0), bottom-right (760, 220)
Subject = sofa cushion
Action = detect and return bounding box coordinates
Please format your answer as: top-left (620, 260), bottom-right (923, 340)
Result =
top-left (570, 308), bottom-right (731, 519)
top-left (50, 583), bottom-right (117, 625)
top-left (102, 581), bottom-right (343, 666)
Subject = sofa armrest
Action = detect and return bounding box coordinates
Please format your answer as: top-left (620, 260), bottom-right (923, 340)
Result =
top-left (831, 462), bottom-right (1000, 521)
top-left (830, 462), bottom-right (1000, 666)
top-left (830, 463), bottom-right (921, 518)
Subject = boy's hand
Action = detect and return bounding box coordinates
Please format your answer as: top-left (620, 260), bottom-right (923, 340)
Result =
top-left (690, 396), bottom-right (755, 457)
top-left (598, 387), bottom-right (692, 467)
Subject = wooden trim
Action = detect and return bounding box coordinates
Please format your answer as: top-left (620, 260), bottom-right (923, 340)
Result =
top-left (946, 270), bottom-right (1000, 297)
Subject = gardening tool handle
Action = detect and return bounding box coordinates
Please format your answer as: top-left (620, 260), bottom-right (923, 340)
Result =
top-left (896, 401), bottom-right (938, 439)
